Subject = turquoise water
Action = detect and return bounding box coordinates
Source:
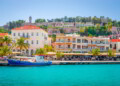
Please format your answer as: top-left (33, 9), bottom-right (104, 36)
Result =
top-left (0, 65), bottom-right (120, 86)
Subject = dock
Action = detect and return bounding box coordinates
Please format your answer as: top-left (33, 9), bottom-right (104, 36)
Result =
top-left (52, 61), bottom-right (120, 65)
top-left (0, 61), bottom-right (8, 66)
top-left (1, 60), bottom-right (120, 66)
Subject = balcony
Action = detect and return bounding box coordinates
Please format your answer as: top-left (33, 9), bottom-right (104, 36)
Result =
top-left (65, 41), bottom-right (72, 43)
top-left (72, 41), bottom-right (76, 43)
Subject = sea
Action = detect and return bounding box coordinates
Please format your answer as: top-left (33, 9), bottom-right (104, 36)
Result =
top-left (0, 65), bottom-right (120, 86)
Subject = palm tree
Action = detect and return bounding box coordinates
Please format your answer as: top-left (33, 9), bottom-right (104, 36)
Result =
top-left (0, 37), bottom-right (4, 47)
top-left (35, 48), bottom-right (46, 55)
top-left (107, 49), bottom-right (116, 57)
top-left (56, 52), bottom-right (64, 60)
top-left (0, 46), bottom-right (12, 56)
top-left (90, 48), bottom-right (100, 56)
top-left (44, 45), bottom-right (54, 52)
top-left (3, 36), bottom-right (12, 45)
top-left (16, 37), bottom-right (29, 52)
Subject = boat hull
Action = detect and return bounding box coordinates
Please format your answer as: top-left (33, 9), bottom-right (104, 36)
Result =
top-left (7, 59), bottom-right (52, 66)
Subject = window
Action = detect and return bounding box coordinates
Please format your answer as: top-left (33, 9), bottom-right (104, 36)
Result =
top-left (18, 33), bottom-right (20, 36)
top-left (23, 33), bottom-right (25, 37)
top-left (27, 33), bottom-right (29, 38)
top-left (77, 45), bottom-right (81, 49)
top-left (36, 32), bottom-right (39, 36)
top-left (26, 40), bottom-right (29, 44)
top-left (73, 44), bottom-right (76, 49)
top-left (31, 40), bottom-right (34, 44)
top-left (36, 40), bottom-right (39, 44)
top-left (77, 39), bottom-right (81, 43)
top-left (13, 33), bottom-right (16, 36)
top-left (68, 45), bottom-right (70, 49)
top-left (31, 32), bottom-right (34, 36)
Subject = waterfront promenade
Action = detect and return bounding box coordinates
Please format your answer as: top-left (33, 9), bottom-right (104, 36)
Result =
top-left (1, 60), bottom-right (120, 66)
top-left (52, 61), bottom-right (120, 65)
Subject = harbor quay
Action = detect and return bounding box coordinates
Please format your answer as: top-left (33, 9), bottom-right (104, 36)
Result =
top-left (1, 60), bottom-right (120, 66)
top-left (52, 61), bottom-right (120, 65)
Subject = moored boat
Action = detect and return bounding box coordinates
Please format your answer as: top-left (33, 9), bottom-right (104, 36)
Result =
top-left (7, 55), bottom-right (52, 66)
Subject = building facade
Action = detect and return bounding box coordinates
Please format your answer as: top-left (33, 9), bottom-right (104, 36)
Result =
top-left (12, 25), bottom-right (51, 56)
top-left (110, 39), bottom-right (120, 52)
top-left (53, 34), bottom-right (110, 53)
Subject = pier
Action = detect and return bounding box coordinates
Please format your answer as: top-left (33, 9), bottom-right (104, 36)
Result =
top-left (52, 61), bottom-right (120, 65)
top-left (1, 60), bottom-right (120, 66)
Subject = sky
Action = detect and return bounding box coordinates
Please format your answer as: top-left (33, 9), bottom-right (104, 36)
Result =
top-left (0, 0), bottom-right (120, 26)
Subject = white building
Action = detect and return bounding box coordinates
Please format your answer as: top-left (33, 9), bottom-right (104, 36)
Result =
top-left (53, 34), bottom-right (110, 53)
top-left (12, 25), bottom-right (51, 56)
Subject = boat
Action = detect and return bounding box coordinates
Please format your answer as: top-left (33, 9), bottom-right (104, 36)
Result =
top-left (7, 55), bottom-right (52, 66)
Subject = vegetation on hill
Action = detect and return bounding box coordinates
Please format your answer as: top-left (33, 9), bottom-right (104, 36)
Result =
top-left (35, 19), bottom-right (46, 23)
top-left (0, 27), bottom-right (8, 33)
top-left (7, 20), bottom-right (25, 29)
top-left (46, 16), bottom-right (120, 27)
top-left (78, 26), bottom-right (112, 36)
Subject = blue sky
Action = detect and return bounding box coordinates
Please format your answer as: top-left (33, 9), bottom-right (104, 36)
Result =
top-left (0, 0), bottom-right (120, 26)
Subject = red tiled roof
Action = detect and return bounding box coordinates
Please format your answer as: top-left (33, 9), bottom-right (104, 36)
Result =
top-left (111, 39), bottom-right (120, 42)
top-left (0, 33), bottom-right (8, 37)
top-left (12, 25), bottom-right (40, 30)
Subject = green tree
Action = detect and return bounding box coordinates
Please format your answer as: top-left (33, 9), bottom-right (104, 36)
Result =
top-left (35, 19), bottom-right (46, 23)
top-left (35, 48), bottom-right (46, 55)
top-left (0, 46), bottom-right (12, 56)
top-left (107, 49), bottom-right (116, 57)
top-left (16, 37), bottom-right (29, 52)
top-left (39, 25), bottom-right (48, 30)
top-left (44, 45), bottom-right (54, 52)
top-left (90, 48), bottom-right (100, 56)
top-left (7, 20), bottom-right (25, 29)
top-left (56, 52), bottom-right (64, 60)
top-left (107, 22), bottom-right (112, 31)
top-left (3, 36), bottom-right (12, 45)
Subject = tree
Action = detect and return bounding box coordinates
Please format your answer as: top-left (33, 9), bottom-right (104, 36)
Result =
top-left (60, 29), bottom-right (64, 33)
top-left (90, 48), bottom-right (100, 56)
top-left (0, 38), bottom-right (4, 47)
top-left (107, 22), bottom-right (112, 31)
top-left (44, 45), bottom-right (54, 52)
top-left (35, 19), bottom-right (46, 23)
top-left (35, 48), bottom-right (46, 55)
top-left (7, 20), bottom-right (25, 29)
top-left (107, 49), bottom-right (116, 57)
top-left (0, 27), bottom-right (8, 33)
top-left (56, 52), bottom-right (64, 60)
top-left (3, 36), bottom-right (12, 45)
top-left (16, 37), bottom-right (29, 52)
top-left (0, 46), bottom-right (12, 56)
top-left (39, 25), bottom-right (48, 30)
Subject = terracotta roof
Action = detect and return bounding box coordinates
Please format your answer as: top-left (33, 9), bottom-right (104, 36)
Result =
top-left (0, 33), bottom-right (8, 37)
top-left (12, 25), bottom-right (40, 30)
top-left (111, 39), bottom-right (120, 42)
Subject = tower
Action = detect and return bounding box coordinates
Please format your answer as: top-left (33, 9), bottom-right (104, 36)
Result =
top-left (29, 16), bottom-right (32, 23)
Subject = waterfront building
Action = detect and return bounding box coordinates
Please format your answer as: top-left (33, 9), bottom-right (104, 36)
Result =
top-left (53, 34), bottom-right (110, 53)
top-left (110, 39), bottom-right (120, 52)
top-left (110, 27), bottom-right (120, 39)
top-left (12, 25), bottom-right (51, 56)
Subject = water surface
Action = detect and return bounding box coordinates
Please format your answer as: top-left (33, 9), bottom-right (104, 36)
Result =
top-left (0, 65), bottom-right (120, 86)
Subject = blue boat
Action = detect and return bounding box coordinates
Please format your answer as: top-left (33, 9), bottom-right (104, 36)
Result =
top-left (7, 56), bottom-right (52, 66)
